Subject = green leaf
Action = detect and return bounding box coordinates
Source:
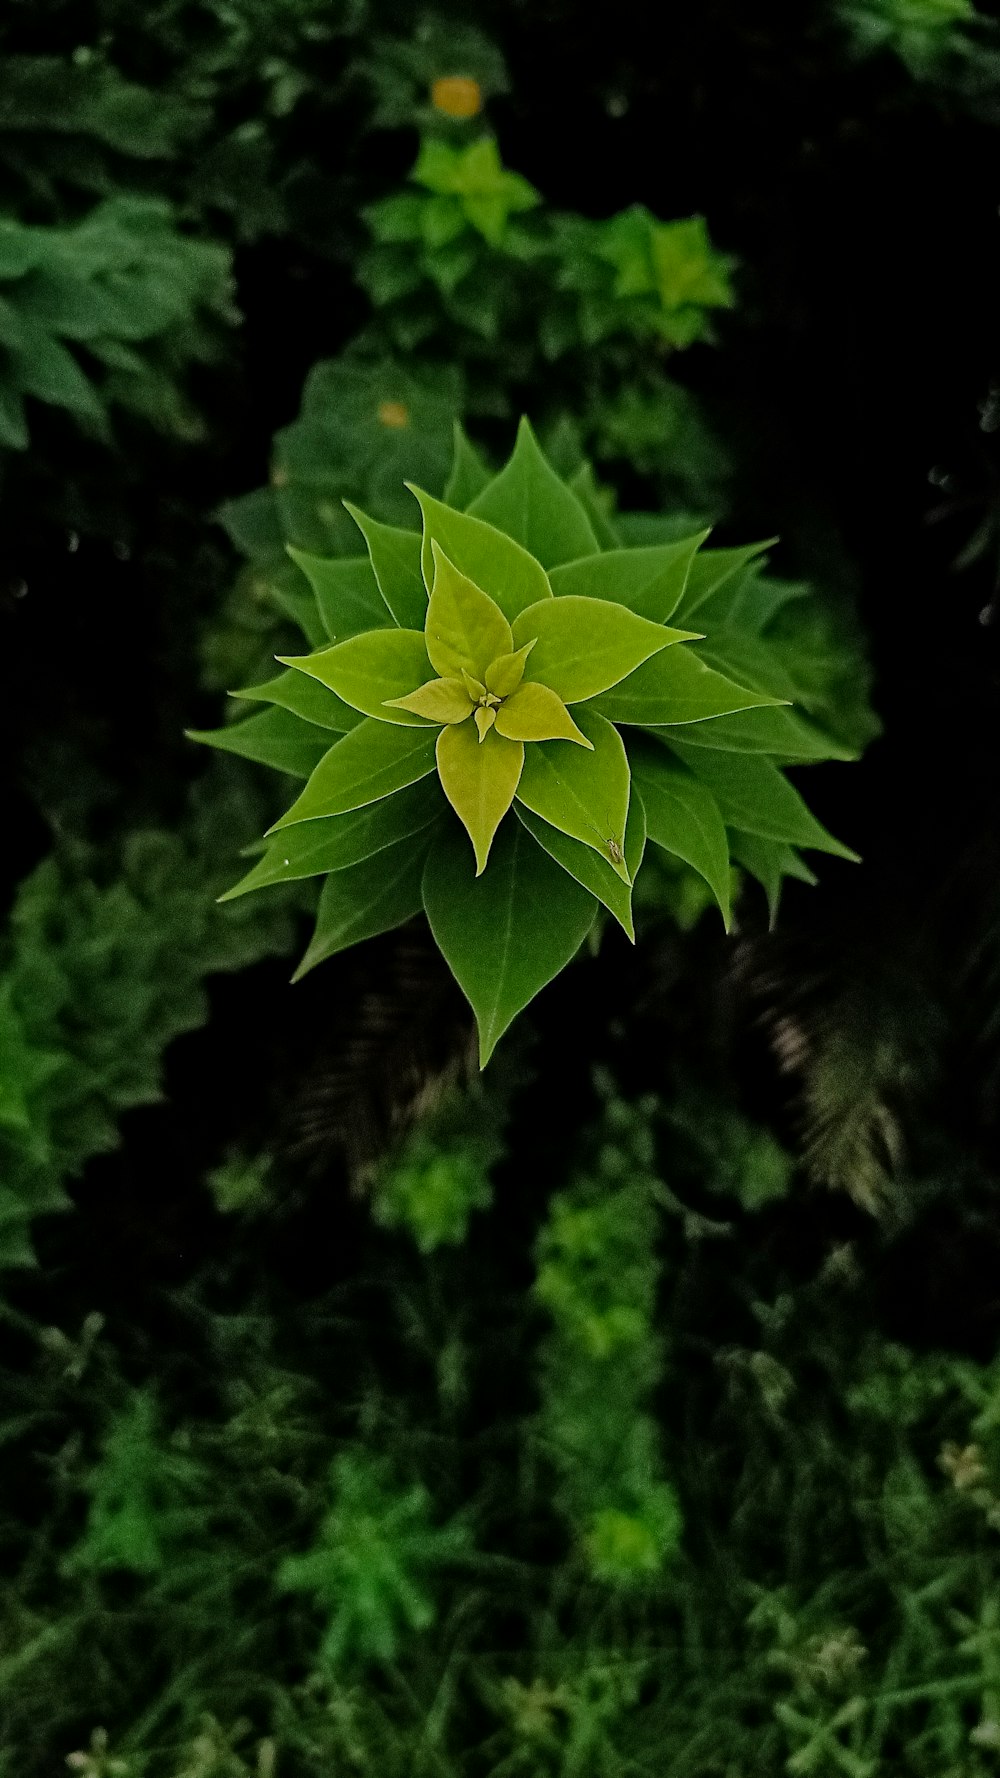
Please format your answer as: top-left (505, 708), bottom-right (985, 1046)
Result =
top-left (408, 484), bottom-right (553, 621)
top-left (423, 821), bottom-right (597, 1066)
top-left (10, 325), bottom-right (106, 431)
top-left (693, 631), bottom-right (799, 702)
top-left (511, 596), bottom-right (691, 704)
top-left (548, 533), bottom-right (709, 622)
top-left (271, 722), bottom-right (438, 830)
top-left (665, 744), bottom-right (859, 861)
top-left (287, 548), bottom-right (392, 642)
top-left (344, 503), bottom-right (428, 630)
top-left (186, 707), bottom-right (332, 778)
top-left (271, 579), bottom-right (328, 648)
top-left (292, 835), bottom-right (431, 981)
top-left (515, 790), bottom-right (645, 940)
top-left (485, 641), bottom-right (535, 697)
top-left (435, 723), bottom-right (524, 875)
top-left (280, 631), bottom-right (433, 726)
top-left (387, 677), bottom-right (474, 723)
top-left (729, 829), bottom-right (817, 925)
top-left (424, 543), bottom-right (513, 679)
top-left (231, 669), bottom-right (360, 733)
top-left (629, 741), bottom-right (731, 926)
top-left (466, 417), bottom-right (599, 567)
top-left (494, 682), bottom-right (591, 746)
top-left (589, 645), bottom-right (784, 726)
top-left (443, 421), bottom-right (492, 508)
top-left (0, 385), bottom-right (27, 449)
top-left (568, 463), bottom-right (622, 549)
top-left (691, 568), bottom-right (809, 636)
top-left (515, 706), bottom-right (631, 881)
top-left (221, 780), bottom-right (444, 900)
top-left (662, 702), bottom-right (856, 762)
top-left (674, 540), bottom-right (775, 622)
top-left (412, 137), bottom-right (539, 242)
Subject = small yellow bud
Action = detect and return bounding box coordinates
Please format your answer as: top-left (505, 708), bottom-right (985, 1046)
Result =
top-left (430, 75), bottom-right (483, 119)
top-left (377, 399), bottom-right (410, 429)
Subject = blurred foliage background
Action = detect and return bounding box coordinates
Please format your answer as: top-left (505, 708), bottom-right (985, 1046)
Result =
top-left (5, 1), bottom-right (1000, 1772)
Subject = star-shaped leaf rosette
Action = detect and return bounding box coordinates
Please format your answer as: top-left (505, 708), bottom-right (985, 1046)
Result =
top-left (192, 419), bottom-right (860, 1064)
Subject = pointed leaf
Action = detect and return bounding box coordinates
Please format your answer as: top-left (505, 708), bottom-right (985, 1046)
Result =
top-left (435, 722), bottom-right (524, 875)
top-left (693, 630), bottom-right (798, 702)
top-left (568, 463), bottom-right (623, 550)
top-left (186, 707), bottom-right (332, 778)
top-left (271, 579), bottom-right (327, 647)
top-left (443, 421), bottom-right (492, 508)
top-left (548, 534), bottom-right (709, 622)
top-left (292, 835), bottom-right (432, 981)
top-left (280, 631), bottom-right (432, 726)
top-left (287, 548), bottom-right (392, 642)
top-left (408, 483), bottom-right (552, 620)
top-left (467, 417), bottom-right (599, 567)
top-left (729, 829), bottom-right (817, 925)
top-left (425, 543), bottom-right (512, 679)
top-left (511, 595), bottom-right (691, 704)
top-left (495, 682), bottom-right (592, 746)
top-left (344, 503), bottom-right (428, 629)
top-left (674, 540), bottom-right (776, 622)
top-left (485, 641), bottom-right (535, 697)
top-left (690, 569), bottom-right (809, 636)
top-left (515, 706), bottom-right (631, 881)
top-left (221, 779), bottom-right (444, 899)
top-left (665, 743), bottom-right (859, 861)
top-left (423, 821), bottom-right (597, 1066)
top-left (629, 741), bottom-right (731, 926)
top-left (589, 644), bottom-right (784, 726)
top-left (271, 722), bottom-right (437, 830)
top-left (231, 669), bottom-right (359, 732)
top-left (387, 677), bottom-right (474, 723)
top-left (515, 790), bottom-right (645, 940)
top-left (662, 703), bottom-right (856, 762)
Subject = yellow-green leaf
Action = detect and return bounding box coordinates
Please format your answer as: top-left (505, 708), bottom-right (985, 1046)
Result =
top-left (494, 681), bottom-right (592, 746)
top-left (407, 483), bottom-right (553, 620)
top-left (385, 676), bottom-right (474, 723)
top-left (485, 640), bottom-right (535, 697)
top-left (270, 721), bottom-right (437, 830)
top-left (280, 630), bottom-right (432, 726)
top-left (515, 706), bottom-right (631, 881)
top-left (435, 721), bottom-right (524, 875)
top-left (425, 543), bottom-right (513, 680)
top-left (511, 595), bottom-right (694, 704)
